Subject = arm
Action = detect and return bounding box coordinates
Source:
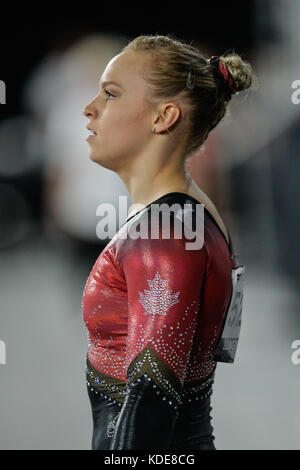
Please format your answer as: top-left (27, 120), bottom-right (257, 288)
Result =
top-left (109, 220), bottom-right (209, 450)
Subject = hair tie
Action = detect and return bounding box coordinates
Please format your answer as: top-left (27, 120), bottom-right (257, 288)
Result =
top-left (209, 55), bottom-right (234, 101)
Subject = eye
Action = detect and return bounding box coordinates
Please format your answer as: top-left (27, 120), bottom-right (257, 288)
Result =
top-left (104, 89), bottom-right (115, 100)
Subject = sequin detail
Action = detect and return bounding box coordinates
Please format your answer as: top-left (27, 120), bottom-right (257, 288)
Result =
top-left (82, 193), bottom-right (234, 419)
top-left (138, 272), bottom-right (180, 321)
top-left (125, 299), bottom-right (199, 386)
top-left (126, 346), bottom-right (183, 408)
top-left (86, 346), bottom-right (216, 413)
top-left (86, 355), bottom-right (126, 405)
top-left (86, 368), bottom-right (215, 413)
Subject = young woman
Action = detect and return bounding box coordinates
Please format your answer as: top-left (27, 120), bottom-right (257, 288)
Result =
top-left (82, 34), bottom-right (256, 450)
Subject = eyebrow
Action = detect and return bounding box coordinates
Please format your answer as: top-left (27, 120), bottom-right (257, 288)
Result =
top-left (99, 80), bottom-right (124, 90)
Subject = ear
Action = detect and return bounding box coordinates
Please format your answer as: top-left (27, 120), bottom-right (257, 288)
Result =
top-left (153, 102), bottom-right (181, 133)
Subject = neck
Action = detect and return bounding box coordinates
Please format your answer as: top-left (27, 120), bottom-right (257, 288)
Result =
top-left (117, 140), bottom-right (192, 211)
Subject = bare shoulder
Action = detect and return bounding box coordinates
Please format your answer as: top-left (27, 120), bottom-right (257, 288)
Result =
top-left (186, 185), bottom-right (230, 245)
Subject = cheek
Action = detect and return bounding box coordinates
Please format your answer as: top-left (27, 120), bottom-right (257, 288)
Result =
top-left (103, 103), bottom-right (150, 145)
top-left (94, 93), bottom-right (153, 157)
top-left (123, 101), bottom-right (151, 137)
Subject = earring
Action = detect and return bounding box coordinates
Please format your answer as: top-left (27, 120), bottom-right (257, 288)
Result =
top-left (152, 127), bottom-right (156, 133)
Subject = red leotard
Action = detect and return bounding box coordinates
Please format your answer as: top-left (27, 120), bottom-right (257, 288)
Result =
top-left (82, 191), bottom-right (236, 449)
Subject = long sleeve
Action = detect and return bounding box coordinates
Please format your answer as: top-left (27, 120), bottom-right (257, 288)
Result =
top-left (109, 214), bottom-right (209, 450)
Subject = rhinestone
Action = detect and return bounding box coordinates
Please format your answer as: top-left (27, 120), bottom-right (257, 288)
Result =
top-left (83, 222), bottom-right (220, 411)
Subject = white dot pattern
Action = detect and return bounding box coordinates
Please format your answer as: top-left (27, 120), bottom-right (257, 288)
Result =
top-left (82, 195), bottom-right (234, 414)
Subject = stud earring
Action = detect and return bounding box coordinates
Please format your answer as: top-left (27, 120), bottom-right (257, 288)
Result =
top-left (152, 127), bottom-right (156, 133)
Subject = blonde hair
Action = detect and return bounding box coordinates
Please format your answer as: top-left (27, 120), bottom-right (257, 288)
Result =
top-left (123, 34), bottom-right (258, 158)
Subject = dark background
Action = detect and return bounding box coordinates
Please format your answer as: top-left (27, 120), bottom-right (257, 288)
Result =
top-left (1, 3), bottom-right (255, 116)
top-left (0, 1), bottom-right (299, 450)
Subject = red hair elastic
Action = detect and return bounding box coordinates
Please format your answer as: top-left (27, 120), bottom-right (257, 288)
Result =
top-left (209, 55), bottom-right (234, 99)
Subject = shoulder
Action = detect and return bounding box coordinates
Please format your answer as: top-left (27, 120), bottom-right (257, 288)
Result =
top-left (115, 193), bottom-right (209, 269)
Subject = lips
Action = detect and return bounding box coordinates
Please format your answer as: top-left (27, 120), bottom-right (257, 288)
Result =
top-left (86, 126), bottom-right (97, 135)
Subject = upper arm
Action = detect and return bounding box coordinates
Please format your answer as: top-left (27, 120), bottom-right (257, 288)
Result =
top-left (122, 226), bottom-right (208, 409)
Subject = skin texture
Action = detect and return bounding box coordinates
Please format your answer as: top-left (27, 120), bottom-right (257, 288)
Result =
top-left (83, 49), bottom-right (229, 244)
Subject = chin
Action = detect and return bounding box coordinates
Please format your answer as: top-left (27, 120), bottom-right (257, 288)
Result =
top-left (88, 151), bottom-right (118, 172)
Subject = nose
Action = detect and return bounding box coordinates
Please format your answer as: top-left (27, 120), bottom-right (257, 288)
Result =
top-left (83, 96), bottom-right (99, 119)
top-left (83, 102), bottom-right (94, 119)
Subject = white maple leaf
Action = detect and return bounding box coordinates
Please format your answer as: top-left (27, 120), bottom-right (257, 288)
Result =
top-left (138, 272), bottom-right (180, 320)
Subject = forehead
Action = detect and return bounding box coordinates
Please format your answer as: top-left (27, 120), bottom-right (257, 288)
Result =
top-left (101, 49), bottom-right (150, 88)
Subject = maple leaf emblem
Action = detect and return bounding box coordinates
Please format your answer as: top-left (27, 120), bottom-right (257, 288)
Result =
top-left (138, 272), bottom-right (180, 321)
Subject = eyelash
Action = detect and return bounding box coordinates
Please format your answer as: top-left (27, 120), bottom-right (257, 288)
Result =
top-left (104, 89), bottom-right (115, 100)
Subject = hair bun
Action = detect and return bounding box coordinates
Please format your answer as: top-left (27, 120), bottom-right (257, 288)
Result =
top-left (209, 55), bottom-right (234, 101)
top-left (218, 51), bottom-right (257, 96)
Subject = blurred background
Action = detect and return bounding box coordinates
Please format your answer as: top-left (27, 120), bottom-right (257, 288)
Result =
top-left (0, 0), bottom-right (299, 450)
